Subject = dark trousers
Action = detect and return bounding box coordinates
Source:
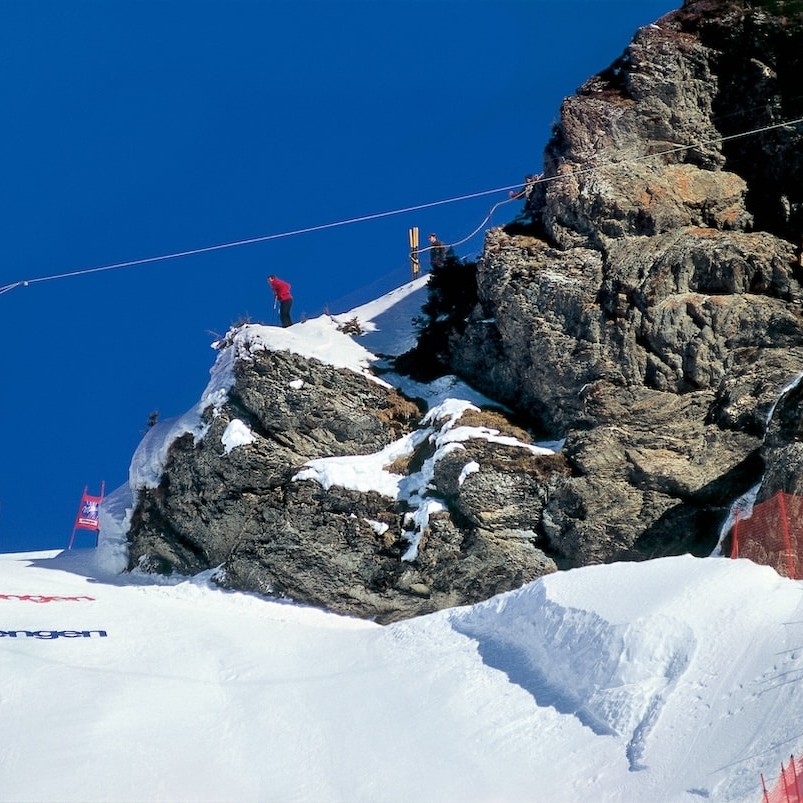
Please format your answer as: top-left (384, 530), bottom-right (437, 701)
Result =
top-left (279, 298), bottom-right (293, 328)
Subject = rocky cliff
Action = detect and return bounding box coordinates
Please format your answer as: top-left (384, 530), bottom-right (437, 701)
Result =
top-left (446, 0), bottom-right (803, 566)
top-left (125, 0), bottom-right (803, 620)
top-left (127, 321), bottom-right (563, 622)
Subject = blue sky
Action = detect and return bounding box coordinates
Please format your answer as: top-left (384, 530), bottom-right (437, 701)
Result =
top-left (0, 0), bottom-right (677, 552)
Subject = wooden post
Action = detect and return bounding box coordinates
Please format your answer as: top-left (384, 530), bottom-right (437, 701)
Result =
top-left (408, 226), bottom-right (420, 280)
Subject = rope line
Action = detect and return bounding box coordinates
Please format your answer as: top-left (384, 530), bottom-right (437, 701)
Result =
top-left (3, 113), bottom-right (802, 297)
top-left (0, 184), bottom-right (522, 297)
top-left (404, 113), bottom-right (803, 259)
top-left (441, 197), bottom-right (517, 252)
top-left (556, 113), bottom-right (803, 178)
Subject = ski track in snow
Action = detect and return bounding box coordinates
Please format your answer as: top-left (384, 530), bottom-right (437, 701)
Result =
top-left (450, 577), bottom-right (695, 767)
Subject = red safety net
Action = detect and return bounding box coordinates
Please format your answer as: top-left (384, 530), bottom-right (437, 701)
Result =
top-left (731, 492), bottom-right (803, 580)
top-left (762, 754), bottom-right (803, 803)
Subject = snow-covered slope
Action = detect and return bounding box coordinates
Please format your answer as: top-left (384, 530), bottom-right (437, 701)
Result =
top-left (1, 549), bottom-right (801, 802)
top-left (4, 277), bottom-right (802, 802)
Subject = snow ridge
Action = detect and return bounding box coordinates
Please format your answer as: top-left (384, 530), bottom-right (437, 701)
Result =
top-left (450, 571), bottom-right (694, 772)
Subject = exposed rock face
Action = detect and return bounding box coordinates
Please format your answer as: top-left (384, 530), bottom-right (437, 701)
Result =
top-left (448, 0), bottom-right (803, 566)
top-left (536, 0), bottom-right (803, 248)
top-left (127, 326), bottom-right (563, 623)
top-left (752, 371), bottom-right (803, 502)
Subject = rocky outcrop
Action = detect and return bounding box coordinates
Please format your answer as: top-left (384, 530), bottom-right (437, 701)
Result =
top-left (751, 371), bottom-right (803, 502)
top-left (125, 0), bottom-right (803, 618)
top-left (534, 0), bottom-right (803, 248)
top-left (127, 325), bottom-right (563, 622)
top-left (448, 0), bottom-right (803, 566)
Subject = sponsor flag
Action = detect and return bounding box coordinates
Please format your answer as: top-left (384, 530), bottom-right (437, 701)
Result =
top-left (68, 482), bottom-right (105, 549)
top-left (76, 495), bottom-right (101, 530)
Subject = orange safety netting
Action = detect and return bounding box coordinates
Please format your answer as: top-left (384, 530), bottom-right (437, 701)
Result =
top-left (762, 754), bottom-right (803, 803)
top-left (732, 492), bottom-right (803, 580)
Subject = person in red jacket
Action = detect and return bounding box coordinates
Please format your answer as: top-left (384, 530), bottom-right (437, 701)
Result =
top-left (267, 274), bottom-right (293, 327)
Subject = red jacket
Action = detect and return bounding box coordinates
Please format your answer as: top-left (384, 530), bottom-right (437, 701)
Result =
top-left (269, 277), bottom-right (292, 301)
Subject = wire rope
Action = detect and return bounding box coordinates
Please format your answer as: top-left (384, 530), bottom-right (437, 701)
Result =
top-left (2, 113), bottom-right (802, 297)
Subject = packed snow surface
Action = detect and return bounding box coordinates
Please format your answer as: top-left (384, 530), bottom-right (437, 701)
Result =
top-left (6, 278), bottom-right (803, 802)
top-left (2, 550), bottom-right (802, 802)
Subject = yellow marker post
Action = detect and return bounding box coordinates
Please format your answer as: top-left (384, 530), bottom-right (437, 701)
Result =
top-left (408, 226), bottom-right (420, 280)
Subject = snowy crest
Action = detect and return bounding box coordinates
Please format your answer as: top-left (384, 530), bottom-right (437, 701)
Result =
top-left (127, 281), bottom-right (431, 493)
